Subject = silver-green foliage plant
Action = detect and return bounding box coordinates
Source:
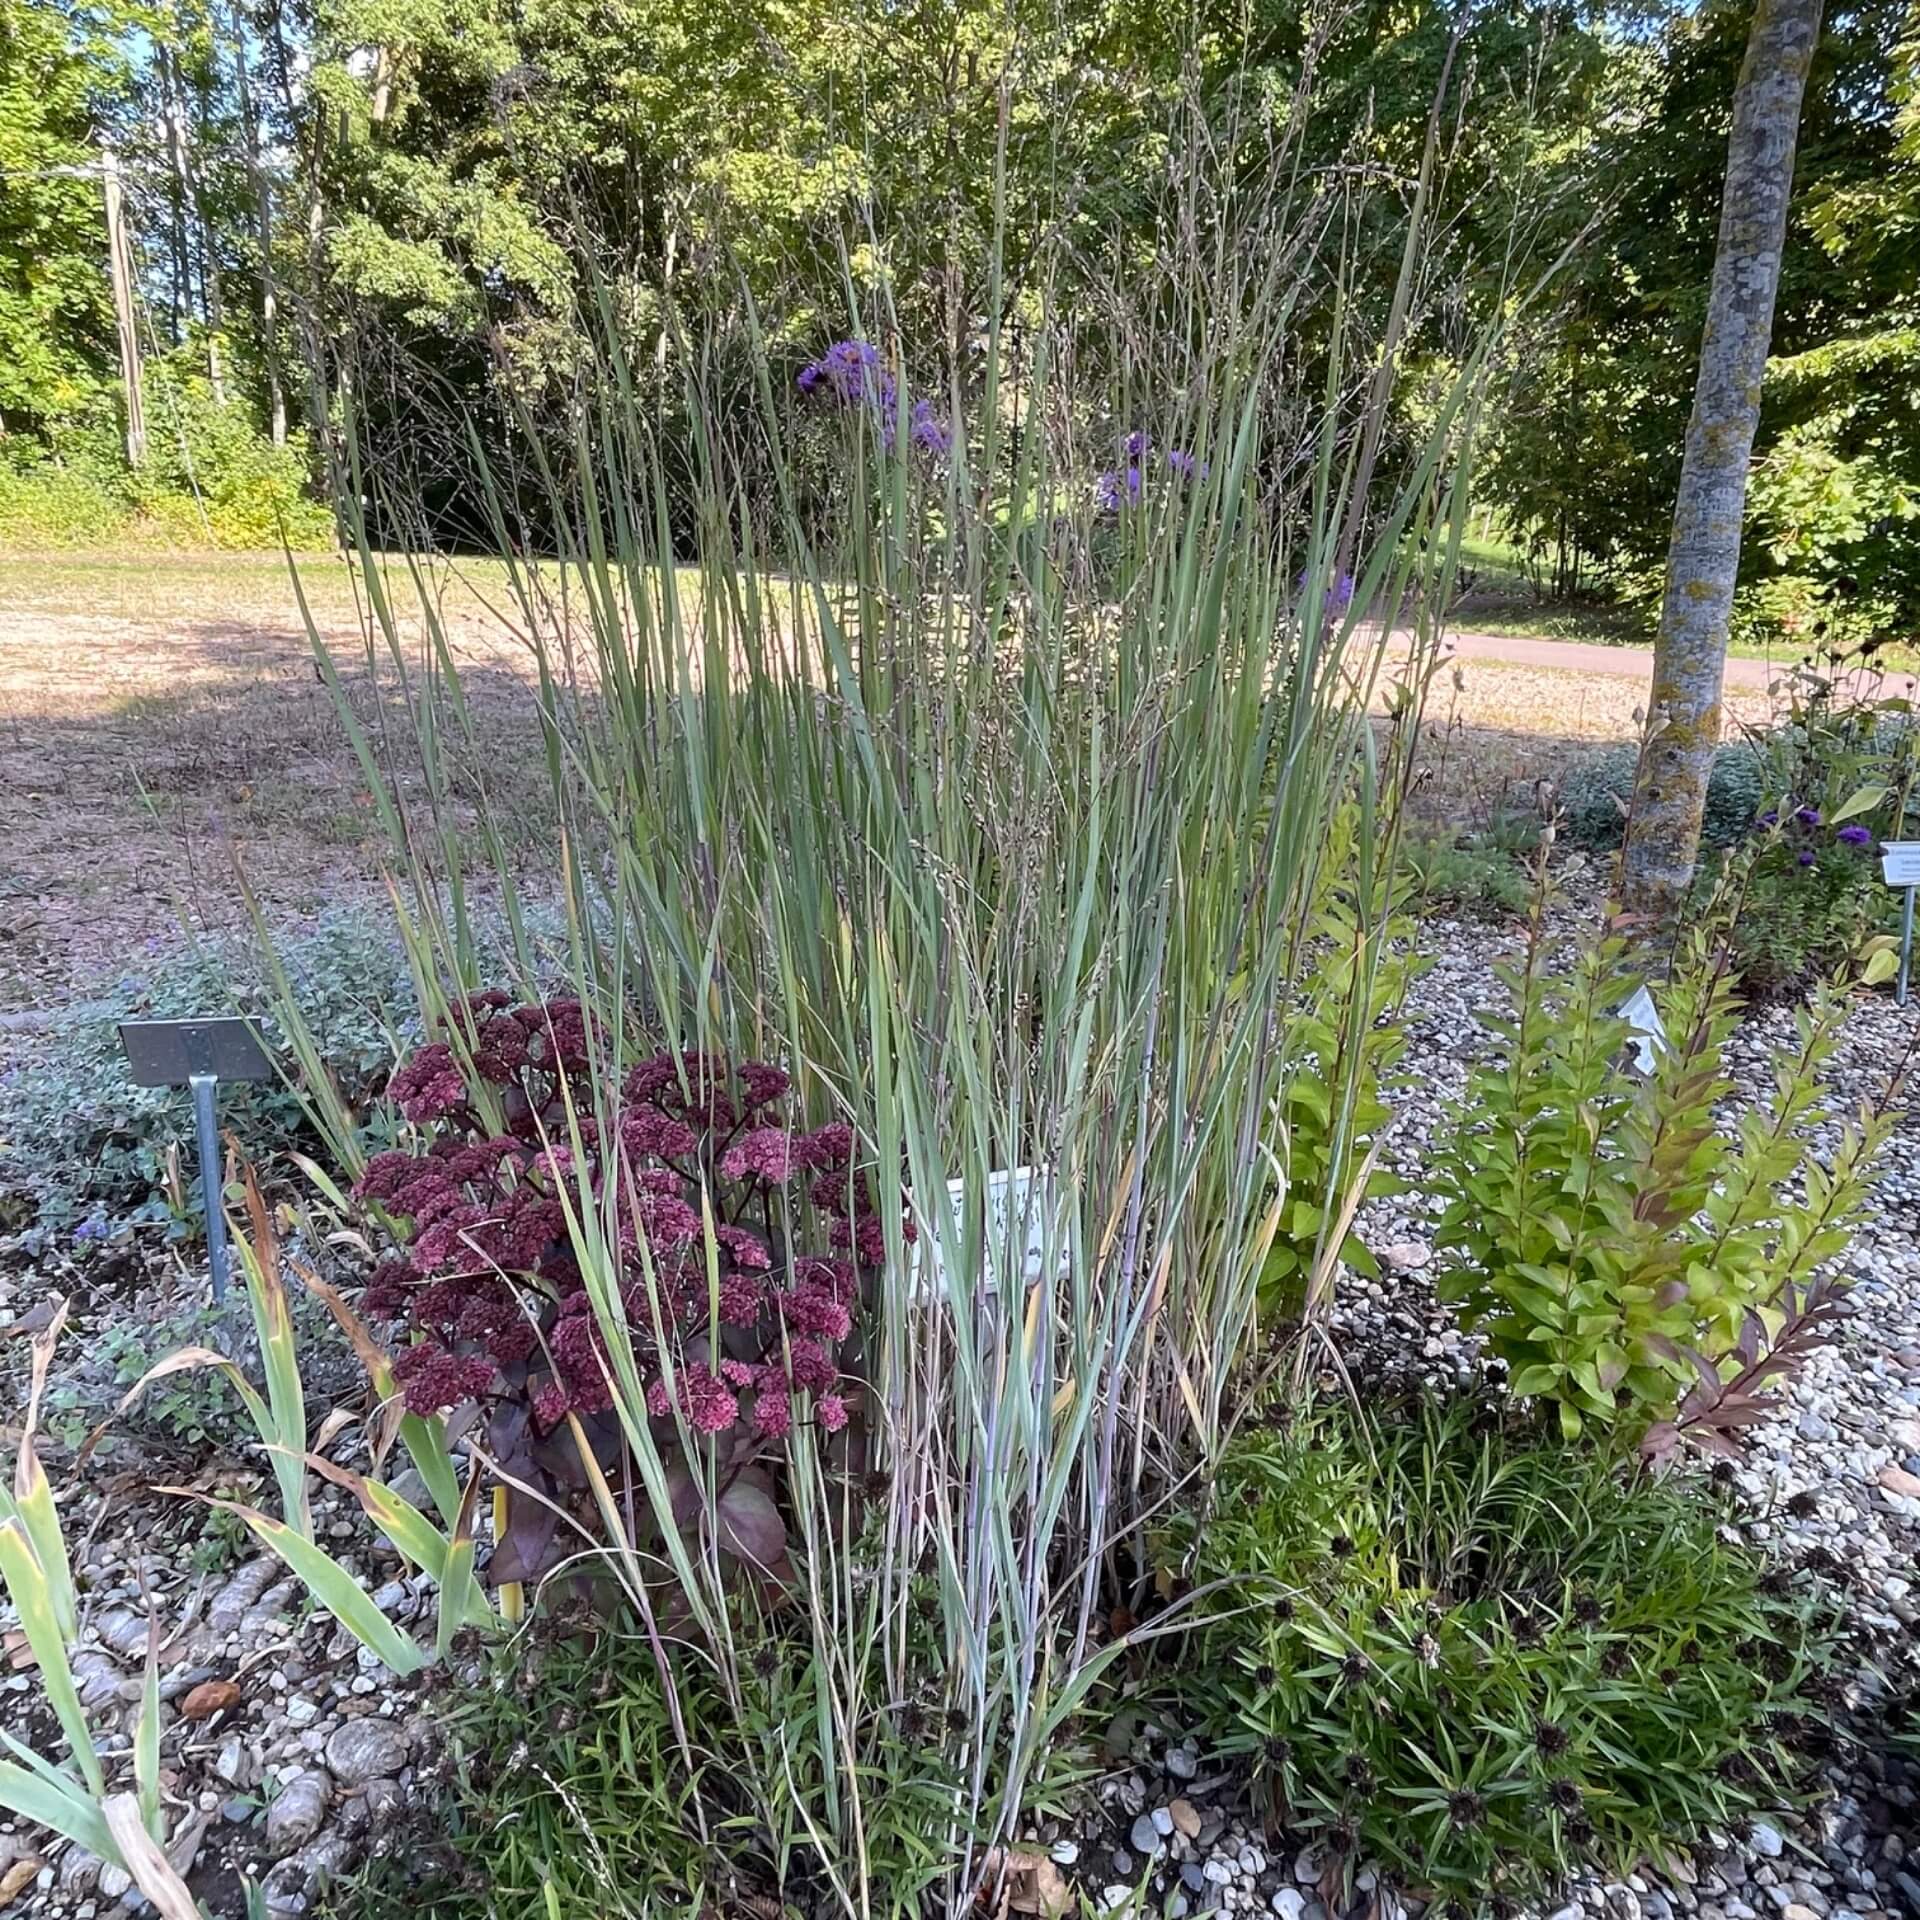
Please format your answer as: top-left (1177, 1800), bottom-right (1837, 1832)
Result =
top-left (0, 912), bottom-right (417, 1239)
top-left (1430, 855), bottom-right (1899, 1443)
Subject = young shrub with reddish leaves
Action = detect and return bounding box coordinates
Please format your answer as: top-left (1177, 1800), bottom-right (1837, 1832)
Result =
top-left (351, 995), bottom-right (885, 1589)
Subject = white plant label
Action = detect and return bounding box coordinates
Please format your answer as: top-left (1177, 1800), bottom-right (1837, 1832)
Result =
top-left (1617, 983), bottom-right (1667, 1074)
top-left (1881, 842), bottom-right (1920, 887)
top-left (909, 1165), bottom-right (1064, 1300)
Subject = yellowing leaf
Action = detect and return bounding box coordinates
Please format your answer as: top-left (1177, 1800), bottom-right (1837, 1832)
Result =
top-left (1831, 784), bottom-right (1886, 825)
top-left (1862, 946), bottom-right (1900, 986)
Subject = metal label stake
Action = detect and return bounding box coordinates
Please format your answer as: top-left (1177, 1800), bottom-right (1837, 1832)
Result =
top-left (1881, 844), bottom-right (1920, 1009)
top-left (118, 1018), bottom-right (273, 1299)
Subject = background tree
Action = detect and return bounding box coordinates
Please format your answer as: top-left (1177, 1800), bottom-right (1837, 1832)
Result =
top-left (1622, 0), bottom-right (1826, 927)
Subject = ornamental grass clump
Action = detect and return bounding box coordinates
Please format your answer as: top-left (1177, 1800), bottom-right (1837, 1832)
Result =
top-left (1167, 1395), bottom-right (1836, 1911)
top-left (264, 110), bottom-right (1547, 1899)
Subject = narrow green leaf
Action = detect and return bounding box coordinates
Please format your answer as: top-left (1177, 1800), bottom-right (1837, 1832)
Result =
top-left (0, 1521), bottom-right (102, 1794)
top-left (168, 1493), bottom-right (430, 1677)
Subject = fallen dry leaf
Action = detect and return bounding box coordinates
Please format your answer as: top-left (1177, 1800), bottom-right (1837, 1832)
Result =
top-left (0, 1858), bottom-right (42, 1908)
top-left (976, 1848), bottom-right (1072, 1919)
top-left (179, 1678), bottom-right (244, 1721)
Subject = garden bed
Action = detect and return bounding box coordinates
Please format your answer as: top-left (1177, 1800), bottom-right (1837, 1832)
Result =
top-left (2, 897), bottom-right (1914, 1920)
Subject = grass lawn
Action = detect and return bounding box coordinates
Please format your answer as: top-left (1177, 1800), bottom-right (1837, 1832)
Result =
top-left (1445, 527), bottom-right (1920, 676)
top-left (0, 548), bottom-right (518, 624)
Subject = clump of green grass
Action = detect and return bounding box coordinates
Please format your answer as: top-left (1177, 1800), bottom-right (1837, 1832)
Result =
top-left (1162, 1394), bottom-right (1837, 1911)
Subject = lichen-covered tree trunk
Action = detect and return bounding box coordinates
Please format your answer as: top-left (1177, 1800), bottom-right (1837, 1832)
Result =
top-left (1621, 0), bottom-right (1824, 928)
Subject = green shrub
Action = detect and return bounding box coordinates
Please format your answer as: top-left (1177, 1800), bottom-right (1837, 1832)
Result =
top-left (1403, 831), bottom-right (1533, 918)
top-left (1259, 810), bottom-right (1421, 1309)
top-left (1559, 741), bottom-right (1766, 852)
top-left (1167, 1395), bottom-right (1835, 1911)
top-left (0, 366), bottom-right (332, 551)
top-left (1724, 814), bottom-right (1893, 995)
top-left (1428, 885), bottom-right (1894, 1440)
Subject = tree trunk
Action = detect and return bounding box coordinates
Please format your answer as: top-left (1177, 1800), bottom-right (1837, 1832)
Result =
top-left (1620, 0), bottom-right (1824, 928)
top-left (231, 2), bottom-right (285, 443)
top-left (102, 147), bottom-right (147, 466)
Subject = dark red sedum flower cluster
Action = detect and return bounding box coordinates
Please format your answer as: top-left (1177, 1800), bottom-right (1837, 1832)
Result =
top-left (353, 996), bottom-right (885, 1451)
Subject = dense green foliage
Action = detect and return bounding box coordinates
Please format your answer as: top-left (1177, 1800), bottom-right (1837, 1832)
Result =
top-left (1169, 1395), bottom-right (1836, 1910)
top-left (1479, 0), bottom-right (1920, 640)
top-left (2, 0), bottom-right (1913, 591)
top-left (1428, 881), bottom-right (1893, 1440)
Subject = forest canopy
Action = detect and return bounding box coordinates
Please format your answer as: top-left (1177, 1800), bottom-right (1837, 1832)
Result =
top-left (0, 0), bottom-right (1914, 639)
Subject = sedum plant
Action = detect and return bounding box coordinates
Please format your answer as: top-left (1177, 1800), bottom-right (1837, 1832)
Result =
top-left (1430, 857), bottom-right (1898, 1442)
top-left (349, 1001), bottom-right (868, 1588)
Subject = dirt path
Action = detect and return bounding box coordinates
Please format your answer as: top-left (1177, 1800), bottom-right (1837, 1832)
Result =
top-left (1407, 628), bottom-right (1784, 690)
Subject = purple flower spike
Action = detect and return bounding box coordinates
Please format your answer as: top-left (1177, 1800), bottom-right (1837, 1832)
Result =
top-left (1797, 849), bottom-right (1817, 867)
top-left (1837, 824), bottom-right (1874, 847)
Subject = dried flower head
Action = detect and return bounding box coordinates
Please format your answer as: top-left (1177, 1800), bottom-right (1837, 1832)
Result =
top-left (1339, 1650), bottom-right (1372, 1686)
top-left (1533, 1719), bottom-right (1569, 1758)
top-left (1446, 1789), bottom-right (1486, 1829)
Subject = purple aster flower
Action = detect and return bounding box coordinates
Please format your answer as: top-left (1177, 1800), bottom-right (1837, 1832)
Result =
top-left (909, 397), bottom-right (952, 457)
top-left (1795, 805), bottom-right (1822, 827)
top-left (1096, 466), bottom-right (1146, 513)
top-left (798, 338), bottom-right (895, 415)
top-left (1758, 809), bottom-right (1780, 828)
top-left (1797, 849), bottom-right (1817, 867)
top-left (1296, 569), bottom-right (1355, 614)
top-left (1123, 430), bottom-right (1152, 458)
top-left (1837, 824), bottom-right (1874, 848)
top-left (1164, 449), bottom-right (1209, 480)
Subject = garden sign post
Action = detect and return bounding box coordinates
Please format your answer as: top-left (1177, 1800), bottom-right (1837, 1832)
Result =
top-left (1882, 844), bottom-right (1920, 1008)
top-left (117, 1017), bottom-right (273, 1300)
